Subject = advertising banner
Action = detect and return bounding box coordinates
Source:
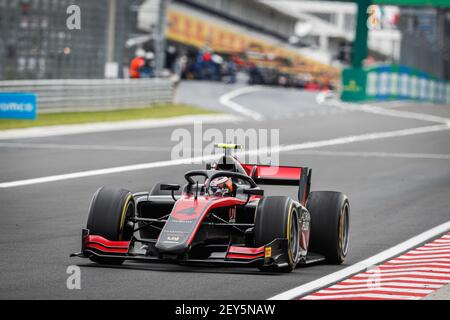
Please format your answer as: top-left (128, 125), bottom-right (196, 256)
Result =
top-left (166, 9), bottom-right (339, 83)
top-left (341, 65), bottom-right (450, 104)
top-left (0, 93), bottom-right (37, 120)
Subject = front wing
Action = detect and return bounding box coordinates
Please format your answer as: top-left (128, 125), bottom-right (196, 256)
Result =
top-left (71, 229), bottom-right (294, 269)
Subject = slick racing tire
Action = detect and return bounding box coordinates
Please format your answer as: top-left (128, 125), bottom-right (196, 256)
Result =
top-left (254, 196), bottom-right (300, 273)
top-left (306, 191), bottom-right (350, 264)
top-left (86, 187), bottom-right (135, 265)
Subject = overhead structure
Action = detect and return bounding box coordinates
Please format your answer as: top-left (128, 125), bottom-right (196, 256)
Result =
top-left (335, 0), bottom-right (450, 67)
top-left (374, 0), bottom-right (450, 6)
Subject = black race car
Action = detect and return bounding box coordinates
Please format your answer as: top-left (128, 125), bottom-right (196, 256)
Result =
top-left (71, 144), bottom-right (350, 272)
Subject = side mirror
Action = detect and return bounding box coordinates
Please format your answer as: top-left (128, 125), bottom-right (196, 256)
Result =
top-left (160, 184), bottom-right (180, 191)
top-left (160, 184), bottom-right (180, 201)
top-left (243, 187), bottom-right (264, 196)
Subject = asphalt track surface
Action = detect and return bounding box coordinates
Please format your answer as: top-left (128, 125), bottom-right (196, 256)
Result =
top-left (1, 81), bottom-right (449, 299)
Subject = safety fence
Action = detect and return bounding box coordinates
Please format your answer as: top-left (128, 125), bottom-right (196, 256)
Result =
top-left (341, 65), bottom-right (450, 104)
top-left (0, 78), bottom-right (174, 113)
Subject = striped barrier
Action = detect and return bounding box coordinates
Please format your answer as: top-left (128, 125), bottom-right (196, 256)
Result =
top-left (341, 65), bottom-right (450, 104)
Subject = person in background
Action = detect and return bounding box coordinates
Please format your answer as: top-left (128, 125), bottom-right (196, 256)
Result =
top-left (226, 57), bottom-right (237, 84)
top-left (192, 51), bottom-right (204, 79)
top-left (179, 55), bottom-right (188, 79)
top-left (173, 54), bottom-right (188, 79)
top-left (139, 51), bottom-right (154, 78)
top-left (248, 61), bottom-right (261, 85)
top-left (166, 46), bottom-right (177, 72)
top-left (211, 53), bottom-right (223, 81)
top-left (201, 50), bottom-right (213, 80)
top-left (129, 48), bottom-right (146, 79)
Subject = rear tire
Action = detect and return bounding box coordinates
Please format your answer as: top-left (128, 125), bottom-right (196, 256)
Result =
top-left (86, 187), bottom-right (135, 265)
top-left (306, 191), bottom-right (350, 264)
top-left (254, 196), bottom-right (299, 272)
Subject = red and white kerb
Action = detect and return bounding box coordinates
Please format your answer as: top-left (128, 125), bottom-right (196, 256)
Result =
top-left (301, 232), bottom-right (450, 300)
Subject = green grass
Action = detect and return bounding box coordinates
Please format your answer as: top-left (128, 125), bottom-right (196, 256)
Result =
top-left (0, 104), bottom-right (217, 130)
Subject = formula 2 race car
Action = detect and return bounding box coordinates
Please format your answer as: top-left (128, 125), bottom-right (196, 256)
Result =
top-left (71, 144), bottom-right (350, 272)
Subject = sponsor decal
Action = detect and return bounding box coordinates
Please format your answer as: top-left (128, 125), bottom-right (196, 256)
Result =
top-left (265, 247), bottom-right (272, 259)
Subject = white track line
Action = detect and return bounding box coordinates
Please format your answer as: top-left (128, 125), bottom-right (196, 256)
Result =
top-left (268, 221), bottom-right (450, 300)
top-left (0, 142), bottom-right (174, 152)
top-left (0, 114), bottom-right (241, 140)
top-left (0, 155), bottom-right (215, 188)
top-left (219, 86), bottom-right (264, 121)
top-left (1, 123), bottom-right (449, 189)
top-left (275, 124), bottom-right (450, 152)
top-left (326, 98), bottom-right (450, 125)
top-left (284, 150), bottom-right (450, 160)
top-left (12, 143), bottom-right (444, 158)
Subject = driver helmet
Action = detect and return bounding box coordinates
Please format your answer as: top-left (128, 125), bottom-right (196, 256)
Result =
top-left (209, 176), bottom-right (234, 196)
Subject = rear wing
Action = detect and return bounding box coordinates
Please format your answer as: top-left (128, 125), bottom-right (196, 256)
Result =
top-left (241, 164), bottom-right (312, 205)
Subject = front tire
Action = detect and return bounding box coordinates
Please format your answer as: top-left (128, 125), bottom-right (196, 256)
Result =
top-left (86, 187), bottom-right (135, 265)
top-left (254, 196), bottom-right (300, 272)
top-left (307, 191), bottom-right (350, 264)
